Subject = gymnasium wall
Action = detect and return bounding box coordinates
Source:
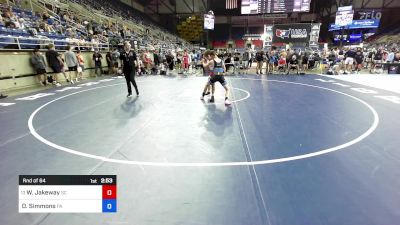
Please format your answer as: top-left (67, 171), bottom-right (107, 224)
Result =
top-left (0, 51), bottom-right (109, 92)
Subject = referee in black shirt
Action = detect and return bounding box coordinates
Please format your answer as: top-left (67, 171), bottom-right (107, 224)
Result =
top-left (120, 41), bottom-right (139, 97)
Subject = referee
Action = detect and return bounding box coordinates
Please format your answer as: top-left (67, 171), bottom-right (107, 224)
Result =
top-left (120, 41), bottom-right (139, 97)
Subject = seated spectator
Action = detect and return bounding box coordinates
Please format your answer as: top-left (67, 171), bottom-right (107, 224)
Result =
top-left (0, 14), bottom-right (4, 26)
top-left (5, 20), bottom-right (16, 28)
top-left (42, 12), bottom-right (50, 21)
top-left (393, 51), bottom-right (400, 63)
top-left (16, 18), bottom-right (25, 29)
top-left (287, 55), bottom-right (300, 75)
top-left (277, 55), bottom-right (287, 74)
top-left (91, 35), bottom-right (99, 51)
top-left (78, 36), bottom-right (86, 50)
top-left (137, 58), bottom-right (144, 75)
top-left (3, 7), bottom-right (16, 21)
top-left (47, 17), bottom-right (54, 26)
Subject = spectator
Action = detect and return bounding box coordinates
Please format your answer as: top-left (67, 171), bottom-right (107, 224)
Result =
top-left (91, 35), bottom-right (99, 51)
top-left (248, 51), bottom-right (254, 68)
top-left (143, 49), bottom-right (153, 74)
top-left (387, 48), bottom-right (396, 63)
top-left (111, 48), bottom-right (120, 76)
top-left (277, 55), bottom-right (287, 74)
top-left (106, 50), bottom-right (112, 74)
top-left (137, 57), bottom-right (144, 75)
top-left (372, 48), bottom-right (384, 73)
top-left (78, 36), bottom-right (86, 50)
top-left (4, 8), bottom-right (16, 21)
top-left (287, 55), bottom-right (300, 75)
top-left (17, 18), bottom-right (25, 29)
top-left (5, 20), bottom-right (16, 28)
top-left (30, 48), bottom-right (48, 86)
top-left (255, 51), bottom-right (264, 75)
top-left (267, 48), bottom-right (277, 74)
top-left (64, 45), bottom-right (78, 83)
top-left (45, 43), bottom-right (67, 86)
top-left (76, 50), bottom-right (85, 81)
top-left (242, 50), bottom-right (249, 69)
top-left (233, 52), bottom-right (240, 74)
top-left (301, 52), bottom-right (309, 72)
top-left (393, 51), bottom-right (400, 62)
top-left (42, 12), bottom-right (50, 21)
top-left (92, 50), bottom-right (103, 77)
top-left (153, 50), bottom-right (160, 74)
top-left (355, 49), bottom-right (364, 74)
top-left (344, 48), bottom-right (356, 73)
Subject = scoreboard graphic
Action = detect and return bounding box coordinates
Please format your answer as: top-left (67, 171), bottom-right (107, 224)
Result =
top-left (19, 175), bottom-right (117, 213)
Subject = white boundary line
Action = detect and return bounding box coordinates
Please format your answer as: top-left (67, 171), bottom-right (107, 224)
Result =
top-left (229, 78), bottom-right (272, 225)
top-left (28, 78), bottom-right (380, 167)
top-left (316, 73), bottom-right (400, 94)
top-left (157, 87), bottom-right (251, 105)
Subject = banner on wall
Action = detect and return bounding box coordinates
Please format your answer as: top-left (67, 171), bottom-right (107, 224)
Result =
top-left (329, 19), bottom-right (380, 31)
top-left (355, 9), bottom-right (382, 20)
top-left (204, 14), bottom-right (215, 30)
top-left (309, 23), bottom-right (320, 47)
top-left (335, 10), bottom-right (354, 26)
top-left (272, 23), bottom-right (311, 44)
top-left (263, 25), bottom-right (273, 47)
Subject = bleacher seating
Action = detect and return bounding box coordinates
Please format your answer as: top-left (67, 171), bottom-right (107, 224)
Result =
top-left (0, 0), bottom-right (192, 51)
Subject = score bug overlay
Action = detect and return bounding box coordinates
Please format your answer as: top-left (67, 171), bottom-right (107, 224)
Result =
top-left (19, 175), bottom-right (117, 213)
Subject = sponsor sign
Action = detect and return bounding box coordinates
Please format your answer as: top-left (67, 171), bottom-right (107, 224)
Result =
top-left (272, 24), bottom-right (311, 43)
top-left (263, 25), bottom-right (273, 47)
top-left (329, 19), bottom-right (380, 31)
top-left (309, 23), bottom-right (320, 47)
top-left (204, 14), bottom-right (215, 30)
top-left (356, 9), bottom-right (382, 20)
top-left (335, 10), bottom-right (354, 26)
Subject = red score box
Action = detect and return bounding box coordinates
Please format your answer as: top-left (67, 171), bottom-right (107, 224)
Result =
top-left (102, 185), bottom-right (117, 199)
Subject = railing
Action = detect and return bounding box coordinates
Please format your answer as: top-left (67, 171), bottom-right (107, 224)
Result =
top-left (33, 0), bottom-right (89, 36)
top-left (0, 35), bottom-right (109, 51)
top-left (31, 0), bottom-right (61, 22)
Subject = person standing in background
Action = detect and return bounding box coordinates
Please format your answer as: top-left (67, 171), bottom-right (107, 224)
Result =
top-left (30, 48), bottom-right (48, 86)
top-left (153, 49), bottom-right (160, 74)
top-left (242, 50), bottom-right (249, 69)
top-left (64, 46), bottom-right (78, 83)
top-left (45, 43), bottom-right (67, 86)
top-left (248, 51), bottom-right (253, 69)
top-left (182, 50), bottom-right (190, 74)
top-left (111, 48), bottom-right (120, 76)
top-left (255, 51), bottom-right (264, 75)
top-left (76, 50), bottom-right (85, 81)
top-left (106, 51), bottom-right (112, 75)
top-left (92, 50), bottom-right (103, 77)
top-left (120, 42), bottom-right (139, 97)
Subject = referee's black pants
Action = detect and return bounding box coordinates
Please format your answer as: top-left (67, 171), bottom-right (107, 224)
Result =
top-left (124, 68), bottom-right (139, 95)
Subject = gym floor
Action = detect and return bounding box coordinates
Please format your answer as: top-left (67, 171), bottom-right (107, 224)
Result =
top-left (1, 74), bottom-right (399, 225)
